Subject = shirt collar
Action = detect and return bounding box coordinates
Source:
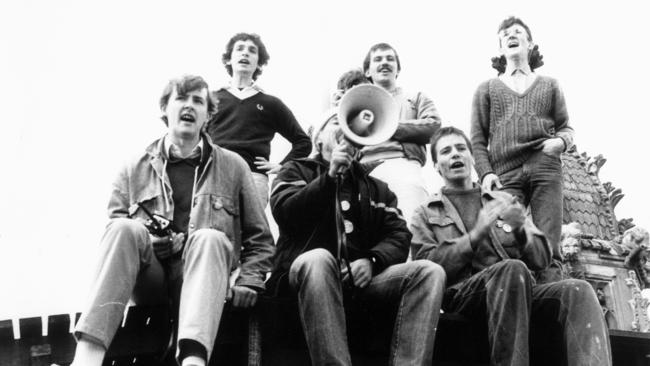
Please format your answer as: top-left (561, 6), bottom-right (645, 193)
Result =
top-left (225, 82), bottom-right (263, 99)
top-left (163, 134), bottom-right (204, 161)
top-left (504, 63), bottom-right (532, 77)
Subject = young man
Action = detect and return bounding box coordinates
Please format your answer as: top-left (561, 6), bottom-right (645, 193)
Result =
top-left (69, 75), bottom-right (274, 366)
top-left (360, 43), bottom-right (442, 225)
top-left (411, 127), bottom-right (611, 366)
top-left (470, 17), bottom-right (574, 281)
top-left (269, 116), bottom-right (445, 365)
top-left (207, 33), bottom-right (311, 206)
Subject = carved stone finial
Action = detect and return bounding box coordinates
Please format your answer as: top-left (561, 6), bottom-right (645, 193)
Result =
top-left (561, 222), bottom-right (582, 262)
top-left (587, 154), bottom-right (607, 176)
top-left (619, 218), bottom-right (636, 233)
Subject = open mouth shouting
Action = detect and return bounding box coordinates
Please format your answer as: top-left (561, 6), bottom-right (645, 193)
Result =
top-left (450, 161), bottom-right (465, 169)
top-left (507, 38), bottom-right (520, 49)
top-left (179, 110), bottom-right (196, 123)
top-left (378, 65), bottom-right (393, 73)
top-left (237, 58), bottom-right (251, 65)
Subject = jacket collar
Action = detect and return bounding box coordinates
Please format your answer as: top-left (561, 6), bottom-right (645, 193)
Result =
top-left (425, 183), bottom-right (495, 204)
top-left (145, 132), bottom-right (218, 178)
top-left (424, 183), bottom-right (496, 234)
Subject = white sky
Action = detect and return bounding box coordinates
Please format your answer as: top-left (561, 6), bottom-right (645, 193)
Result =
top-left (1, 0), bottom-right (648, 319)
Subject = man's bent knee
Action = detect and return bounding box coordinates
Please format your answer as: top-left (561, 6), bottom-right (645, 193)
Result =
top-left (289, 248), bottom-right (337, 286)
top-left (490, 259), bottom-right (533, 283)
top-left (410, 260), bottom-right (446, 283)
top-left (186, 229), bottom-right (234, 256)
top-left (106, 218), bottom-right (148, 237)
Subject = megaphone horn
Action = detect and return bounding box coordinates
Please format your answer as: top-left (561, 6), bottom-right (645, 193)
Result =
top-left (337, 84), bottom-right (399, 146)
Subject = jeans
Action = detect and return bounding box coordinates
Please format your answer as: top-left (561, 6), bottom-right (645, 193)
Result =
top-left (498, 151), bottom-right (563, 267)
top-left (251, 172), bottom-right (270, 208)
top-left (74, 218), bottom-right (233, 361)
top-left (289, 248), bottom-right (445, 366)
top-left (444, 259), bottom-right (611, 366)
top-left (369, 158), bottom-right (430, 226)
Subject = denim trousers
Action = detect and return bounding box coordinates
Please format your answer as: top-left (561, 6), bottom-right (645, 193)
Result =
top-left (443, 259), bottom-right (611, 366)
top-left (251, 172), bottom-right (270, 208)
top-left (498, 151), bottom-right (563, 264)
top-left (369, 158), bottom-right (430, 226)
top-left (74, 218), bottom-right (233, 361)
top-left (289, 248), bottom-right (445, 366)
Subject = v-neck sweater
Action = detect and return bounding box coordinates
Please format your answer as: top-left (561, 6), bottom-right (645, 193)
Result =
top-left (470, 75), bottom-right (572, 179)
top-left (206, 89), bottom-right (311, 174)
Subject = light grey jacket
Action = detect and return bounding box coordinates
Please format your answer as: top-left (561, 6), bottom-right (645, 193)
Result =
top-left (107, 133), bottom-right (274, 291)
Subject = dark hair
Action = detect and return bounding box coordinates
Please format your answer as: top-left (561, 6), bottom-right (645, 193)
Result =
top-left (498, 16), bottom-right (533, 43)
top-left (492, 16), bottom-right (544, 75)
top-left (337, 68), bottom-right (370, 91)
top-left (159, 75), bottom-right (218, 126)
top-left (222, 33), bottom-right (270, 80)
top-left (362, 43), bottom-right (401, 76)
top-left (430, 126), bottom-right (473, 163)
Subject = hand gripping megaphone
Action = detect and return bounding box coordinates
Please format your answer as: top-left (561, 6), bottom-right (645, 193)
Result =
top-left (337, 84), bottom-right (399, 146)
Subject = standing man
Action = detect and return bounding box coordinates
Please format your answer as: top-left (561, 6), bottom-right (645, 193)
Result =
top-left (411, 127), bottom-right (611, 366)
top-left (360, 43), bottom-right (442, 225)
top-left (207, 32), bottom-right (311, 206)
top-left (269, 116), bottom-right (445, 366)
top-left (69, 75), bottom-right (274, 366)
top-left (470, 17), bottom-right (574, 281)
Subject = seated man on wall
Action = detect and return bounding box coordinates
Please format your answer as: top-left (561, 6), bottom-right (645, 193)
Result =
top-left (269, 113), bottom-right (446, 366)
top-left (69, 75), bottom-right (274, 366)
top-left (411, 126), bottom-right (611, 366)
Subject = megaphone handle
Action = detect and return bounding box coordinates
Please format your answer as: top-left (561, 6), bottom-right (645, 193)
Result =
top-left (334, 174), bottom-right (355, 286)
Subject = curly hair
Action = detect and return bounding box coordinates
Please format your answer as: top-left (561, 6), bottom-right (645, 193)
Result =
top-left (336, 68), bottom-right (369, 91)
top-left (159, 75), bottom-right (218, 126)
top-left (491, 45), bottom-right (545, 75)
top-left (492, 16), bottom-right (544, 75)
top-left (222, 33), bottom-right (270, 80)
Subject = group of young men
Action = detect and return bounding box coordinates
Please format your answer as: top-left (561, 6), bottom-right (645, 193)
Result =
top-left (67, 16), bottom-right (612, 366)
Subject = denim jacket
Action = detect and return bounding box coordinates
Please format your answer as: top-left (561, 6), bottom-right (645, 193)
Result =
top-left (410, 187), bottom-right (551, 287)
top-left (107, 133), bottom-right (275, 291)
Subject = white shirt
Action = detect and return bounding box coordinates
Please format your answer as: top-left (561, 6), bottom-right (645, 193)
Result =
top-left (499, 65), bottom-right (538, 94)
top-left (225, 82), bottom-right (263, 100)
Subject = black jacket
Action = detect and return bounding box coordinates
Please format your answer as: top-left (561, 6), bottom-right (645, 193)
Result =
top-left (270, 156), bottom-right (411, 275)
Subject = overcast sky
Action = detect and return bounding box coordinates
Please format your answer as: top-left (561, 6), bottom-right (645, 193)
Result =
top-left (1, 0), bottom-right (648, 319)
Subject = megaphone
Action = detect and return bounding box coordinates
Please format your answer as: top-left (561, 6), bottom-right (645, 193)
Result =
top-left (337, 84), bottom-right (399, 146)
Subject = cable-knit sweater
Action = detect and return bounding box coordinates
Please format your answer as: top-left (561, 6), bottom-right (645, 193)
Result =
top-left (470, 76), bottom-right (574, 179)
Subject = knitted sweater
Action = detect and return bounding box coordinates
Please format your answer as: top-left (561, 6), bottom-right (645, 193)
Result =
top-left (470, 76), bottom-right (574, 179)
top-left (206, 89), bottom-right (312, 174)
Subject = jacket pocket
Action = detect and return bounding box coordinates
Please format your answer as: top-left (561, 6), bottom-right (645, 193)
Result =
top-left (208, 195), bottom-right (239, 243)
top-left (426, 214), bottom-right (460, 242)
top-left (128, 194), bottom-right (166, 220)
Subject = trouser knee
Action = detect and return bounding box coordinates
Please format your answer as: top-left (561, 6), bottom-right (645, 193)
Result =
top-left (102, 218), bottom-right (149, 251)
top-left (492, 259), bottom-right (531, 278)
top-left (289, 248), bottom-right (337, 287)
top-left (185, 229), bottom-right (233, 257)
top-left (409, 260), bottom-right (446, 286)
